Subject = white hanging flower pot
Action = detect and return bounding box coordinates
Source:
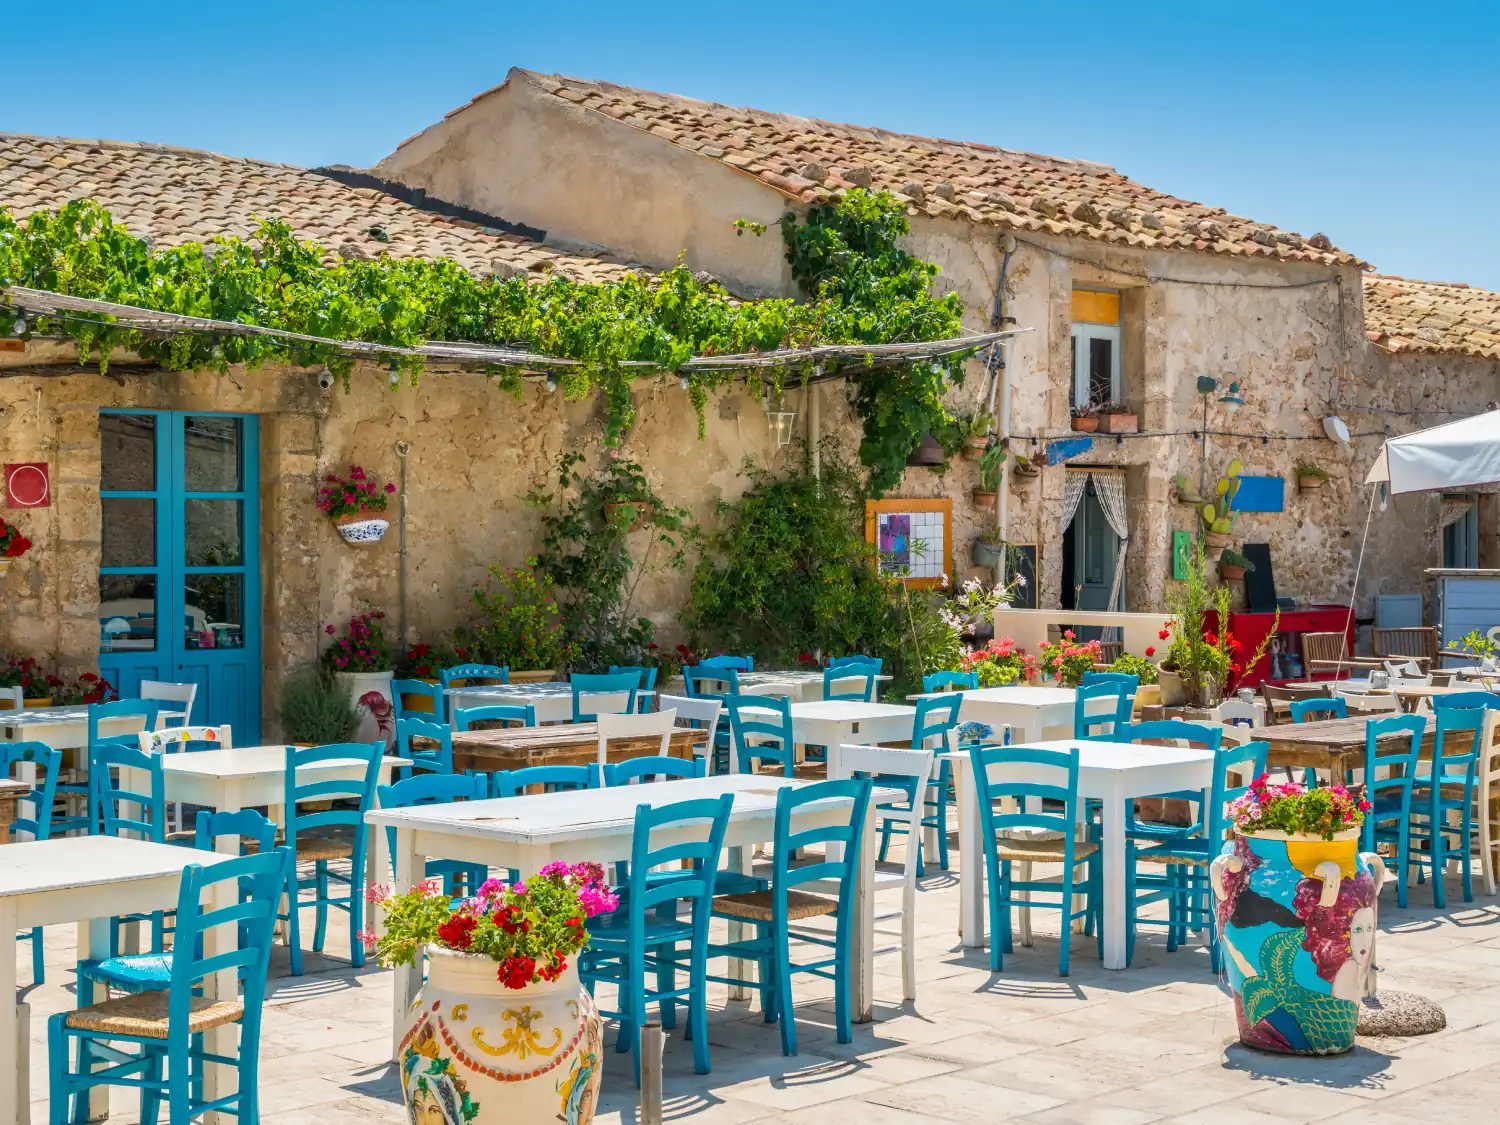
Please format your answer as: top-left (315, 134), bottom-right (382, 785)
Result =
top-left (335, 513), bottom-right (390, 545)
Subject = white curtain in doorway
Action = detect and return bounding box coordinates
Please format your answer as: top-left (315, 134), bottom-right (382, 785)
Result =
top-left (1060, 470), bottom-right (1089, 536)
top-left (1092, 472), bottom-right (1130, 613)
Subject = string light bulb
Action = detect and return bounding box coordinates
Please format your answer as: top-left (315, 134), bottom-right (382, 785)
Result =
top-left (545, 374), bottom-right (558, 393)
top-left (11, 315), bottom-right (25, 336)
top-left (388, 361), bottom-right (400, 387)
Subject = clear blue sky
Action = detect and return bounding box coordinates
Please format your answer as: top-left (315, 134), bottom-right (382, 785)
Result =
top-left (8, 1), bottom-right (1498, 288)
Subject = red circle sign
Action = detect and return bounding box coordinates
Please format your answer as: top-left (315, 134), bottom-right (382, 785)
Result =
top-left (6, 463), bottom-right (49, 507)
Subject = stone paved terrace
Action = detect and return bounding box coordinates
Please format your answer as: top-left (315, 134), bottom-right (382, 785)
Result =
top-left (18, 858), bottom-right (1500, 1125)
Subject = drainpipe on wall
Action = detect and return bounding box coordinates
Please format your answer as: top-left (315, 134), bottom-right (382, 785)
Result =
top-left (394, 439), bottom-right (410, 658)
top-left (988, 234), bottom-right (1017, 578)
top-left (807, 377), bottom-right (821, 483)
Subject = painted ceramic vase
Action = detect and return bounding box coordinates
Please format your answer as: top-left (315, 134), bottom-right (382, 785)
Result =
top-left (1211, 830), bottom-right (1387, 1055)
top-left (335, 514), bottom-right (390, 544)
top-left (399, 947), bottom-right (603, 1125)
top-left (336, 669), bottom-right (395, 747)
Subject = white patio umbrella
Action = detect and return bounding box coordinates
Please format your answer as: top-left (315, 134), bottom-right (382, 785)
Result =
top-left (1365, 407), bottom-right (1500, 495)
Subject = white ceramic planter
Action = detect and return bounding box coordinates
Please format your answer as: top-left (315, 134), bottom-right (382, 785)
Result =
top-left (337, 669), bottom-right (395, 746)
top-left (336, 517), bottom-right (390, 545)
top-left (399, 946), bottom-right (603, 1125)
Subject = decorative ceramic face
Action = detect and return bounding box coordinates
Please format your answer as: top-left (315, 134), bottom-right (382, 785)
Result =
top-left (1348, 906), bottom-right (1375, 967)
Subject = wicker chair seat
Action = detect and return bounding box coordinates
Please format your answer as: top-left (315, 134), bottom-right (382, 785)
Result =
top-left (989, 836), bottom-right (1099, 863)
top-left (64, 991), bottom-right (242, 1040)
top-left (713, 889), bottom-right (838, 922)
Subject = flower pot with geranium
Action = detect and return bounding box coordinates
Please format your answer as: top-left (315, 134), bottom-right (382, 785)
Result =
top-left (453, 559), bottom-right (571, 678)
top-left (1038, 631), bottom-right (1103, 687)
top-left (960, 636), bottom-right (1040, 687)
top-left (0, 516), bottom-right (33, 577)
top-left (322, 611), bottom-right (396, 743)
top-left (369, 864), bottom-right (617, 1125)
top-left (0, 657), bottom-right (64, 708)
top-left (53, 671), bottom-right (119, 706)
top-left (318, 465), bottom-right (396, 545)
top-left (1211, 778), bottom-right (1385, 1056)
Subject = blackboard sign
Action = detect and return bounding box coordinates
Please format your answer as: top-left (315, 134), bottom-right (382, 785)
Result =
top-left (1242, 542), bottom-right (1277, 611)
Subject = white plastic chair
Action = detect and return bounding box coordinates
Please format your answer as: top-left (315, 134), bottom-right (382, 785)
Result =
top-left (833, 742), bottom-right (933, 1001)
top-left (1333, 683), bottom-right (1399, 714)
top-left (0, 685), bottom-right (22, 710)
top-left (140, 680), bottom-right (198, 727)
top-left (658, 695), bottom-right (722, 773)
top-left (1382, 660), bottom-right (1430, 684)
top-left (138, 724), bottom-right (232, 832)
top-left (1477, 710), bottom-right (1500, 896)
top-left (1215, 699), bottom-right (1260, 728)
top-left (595, 709), bottom-right (677, 783)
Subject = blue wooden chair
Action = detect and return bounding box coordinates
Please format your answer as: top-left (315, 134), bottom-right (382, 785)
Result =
top-left (823, 661), bottom-right (879, 702)
top-left (4, 741), bottom-right (59, 982)
top-left (378, 773), bottom-right (490, 896)
top-left (1119, 720), bottom-right (1224, 844)
top-left (710, 778), bottom-right (873, 1054)
top-left (90, 742), bottom-right (173, 958)
top-left (598, 755), bottom-right (706, 787)
top-left (1358, 714), bottom-right (1424, 909)
top-left (724, 694), bottom-right (799, 777)
top-left (582, 793), bottom-right (732, 1082)
top-left (453, 703), bottom-right (535, 731)
top-left (1080, 671), bottom-right (1140, 689)
top-left (877, 695), bottom-right (962, 873)
top-left (79, 810), bottom-right (279, 997)
top-left (1409, 693), bottom-right (1500, 906)
top-left (923, 670), bottom-right (976, 693)
top-left (829, 655), bottom-right (882, 673)
top-left (571, 671), bottom-right (640, 721)
top-left (1289, 696), bottom-right (1348, 786)
top-left (395, 715), bottom-right (454, 778)
top-left (968, 744), bottom-right (1101, 976)
top-left (281, 742), bottom-right (382, 975)
top-left (439, 663), bottom-right (509, 689)
top-left (64, 699), bottom-right (163, 837)
top-left (390, 678), bottom-right (445, 722)
top-left (1128, 739), bottom-right (1268, 971)
top-left (492, 764), bottom-right (595, 797)
top-left (610, 665), bottom-right (659, 712)
top-left (700, 655), bottom-right (753, 672)
top-left (1074, 678), bottom-right (1135, 740)
top-left (684, 666), bottom-right (739, 773)
top-left (48, 848), bottom-right (292, 1125)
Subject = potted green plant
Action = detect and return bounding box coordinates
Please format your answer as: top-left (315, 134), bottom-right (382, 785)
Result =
top-left (279, 669), bottom-right (358, 745)
top-left (370, 865), bottom-right (617, 1125)
top-left (1071, 403), bottom-right (1101, 433)
top-left (1010, 452), bottom-right (1040, 481)
top-left (1296, 462), bottom-right (1332, 492)
top-left (972, 442), bottom-right (1006, 511)
top-left (318, 465), bottom-right (396, 545)
top-left (1038, 632), bottom-right (1104, 687)
top-left (1200, 458), bottom-right (1243, 552)
top-left (1173, 472), bottom-right (1204, 505)
top-left (957, 410), bottom-right (995, 459)
top-left (960, 637), bottom-right (1040, 686)
top-left (453, 559), bottom-right (571, 680)
top-left (1099, 401), bottom-right (1139, 434)
top-left (52, 671), bottom-right (118, 706)
top-left (1219, 548), bottom-right (1255, 583)
top-left (0, 516), bottom-right (34, 578)
top-left (1446, 629), bottom-right (1499, 671)
top-left (0, 658), bottom-right (64, 708)
top-left (972, 536), bottom-right (1004, 568)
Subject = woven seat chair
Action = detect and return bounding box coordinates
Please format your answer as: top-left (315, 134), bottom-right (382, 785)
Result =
top-left (1372, 626), bottom-right (1438, 669)
top-left (1302, 631), bottom-right (1382, 679)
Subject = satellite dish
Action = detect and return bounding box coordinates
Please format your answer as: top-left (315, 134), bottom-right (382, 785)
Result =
top-left (1323, 415), bottom-right (1350, 445)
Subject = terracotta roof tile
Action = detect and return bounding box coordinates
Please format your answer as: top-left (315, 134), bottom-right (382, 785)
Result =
top-left (1363, 274), bottom-right (1500, 361)
top-left (495, 69), bottom-right (1362, 269)
top-left (0, 133), bottom-right (636, 284)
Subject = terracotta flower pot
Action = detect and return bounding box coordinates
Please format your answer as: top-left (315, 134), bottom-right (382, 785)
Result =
top-left (906, 432), bottom-right (948, 466)
top-left (971, 489), bottom-right (998, 512)
top-left (1211, 832), bottom-right (1385, 1055)
top-left (1100, 412), bottom-right (1138, 434)
top-left (961, 435), bottom-right (990, 460)
top-left (1298, 475), bottom-right (1328, 491)
top-left (399, 948), bottom-right (603, 1125)
top-left (1071, 416), bottom-right (1100, 433)
top-left (23, 697), bottom-right (53, 710)
top-left (1156, 663), bottom-right (1187, 706)
top-left (1221, 564), bottom-right (1247, 582)
top-left (1204, 531), bottom-right (1232, 550)
top-left (334, 510), bottom-right (390, 545)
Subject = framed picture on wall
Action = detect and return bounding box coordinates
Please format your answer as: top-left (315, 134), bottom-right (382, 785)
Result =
top-left (1172, 530), bottom-right (1193, 579)
top-left (864, 498), bottom-right (952, 589)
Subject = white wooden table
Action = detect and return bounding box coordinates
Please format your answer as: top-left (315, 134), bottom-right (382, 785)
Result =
top-left (367, 774), bottom-right (897, 1056)
top-left (945, 686), bottom-right (1082, 742)
top-left (951, 738), bottom-right (1215, 971)
top-left (741, 700), bottom-right (917, 770)
top-left (444, 682), bottom-right (586, 725)
top-left (0, 707), bottom-right (147, 750)
top-left (0, 837), bottom-right (237, 1125)
top-left (736, 670), bottom-right (893, 702)
top-left (122, 745), bottom-right (406, 882)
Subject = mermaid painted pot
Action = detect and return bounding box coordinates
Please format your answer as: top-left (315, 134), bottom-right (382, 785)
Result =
top-left (1210, 830), bottom-right (1387, 1056)
top-left (399, 946), bottom-right (603, 1125)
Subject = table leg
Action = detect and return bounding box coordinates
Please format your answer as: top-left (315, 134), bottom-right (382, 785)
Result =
top-left (1101, 779), bottom-right (1128, 970)
top-left (390, 829), bottom-right (425, 1060)
top-left (80, 917), bottom-right (111, 1122)
top-left (0, 905), bottom-right (18, 1125)
top-left (370, 769), bottom-right (393, 896)
top-left (201, 872), bottom-right (238, 1125)
top-left (956, 760), bottom-right (984, 948)
top-left (726, 845), bottom-right (751, 1001)
top-left (853, 805), bottom-right (876, 1022)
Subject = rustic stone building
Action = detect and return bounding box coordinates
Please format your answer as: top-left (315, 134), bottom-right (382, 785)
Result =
top-left (3, 74), bottom-right (1498, 736)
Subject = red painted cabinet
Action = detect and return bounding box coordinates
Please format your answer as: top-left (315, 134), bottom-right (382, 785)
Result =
top-left (1204, 605), bottom-right (1355, 689)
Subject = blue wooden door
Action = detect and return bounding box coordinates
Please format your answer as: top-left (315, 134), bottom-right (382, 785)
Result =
top-left (99, 412), bottom-right (262, 741)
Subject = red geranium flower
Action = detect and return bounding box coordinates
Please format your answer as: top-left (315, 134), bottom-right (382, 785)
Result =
top-left (1145, 646), bottom-right (1156, 657)
top-left (436, 913), bottom-right (477, 950)
top-left (1158, 629), bottom-right (1170, 640)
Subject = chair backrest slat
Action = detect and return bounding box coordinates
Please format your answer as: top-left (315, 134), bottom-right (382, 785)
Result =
top-left (824, 660), bottom-right (879, 702)
top-left (1289, 697), bottom-right (1348, 723)
top-left (699, 655), bottom-right (754, 672)
top-left (2, 741), bottom-right (60, 840)
top-left (570, 672), bottom-right (639, 722)
top-left (391, 679), bottom-right (445, 721)
top-left (601, 753), bottom-right (704, 786)
top-left (724, 694), bottom-right (794, 777)
top-left (284, 742), bottom-right (382, 841)
top-left (1074, 678), bottom-right (1135, 740)
top-left (396, 715), bottom-right (454, 775)
top-left (439, 664), bottom-right (510, 690)
top-left (923, 669), bottom-right (977, 693)
top-left (453, 703), bottom-right (535, 732)
top-left (139, 724), bottom-right (231, 754)
top-left (139, 680), bottom-right (197, 727)
top-left (913, 694), bottom-right (962, 753)
top-left (91, 741), bottom-right (166, 840)
top-left (493, 764), bottom-right (594, 797)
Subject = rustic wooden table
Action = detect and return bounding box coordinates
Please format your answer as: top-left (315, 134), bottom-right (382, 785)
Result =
top-left (0, 779), bottom-right (26, 844)
top-left (1248, 713), bottom-right (1474, 779)
top-left (449, 721), bottom-right (707, 775)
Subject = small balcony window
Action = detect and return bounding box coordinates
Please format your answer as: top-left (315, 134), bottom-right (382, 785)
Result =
top-left (1071, 288), bottom-right (1122, 408)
